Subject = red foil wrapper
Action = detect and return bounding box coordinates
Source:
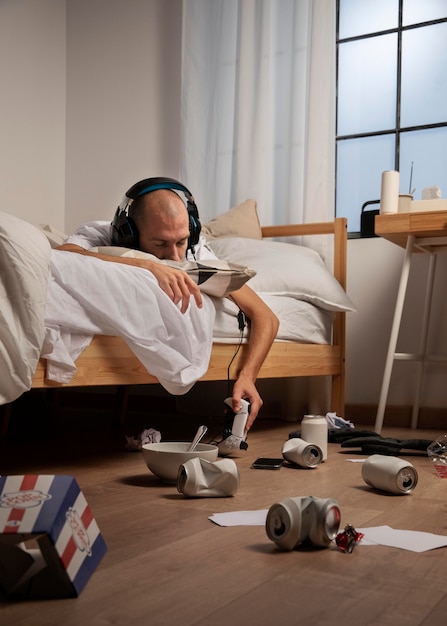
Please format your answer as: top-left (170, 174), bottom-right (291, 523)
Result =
top-left (335, 524), bottom-right (364, 553)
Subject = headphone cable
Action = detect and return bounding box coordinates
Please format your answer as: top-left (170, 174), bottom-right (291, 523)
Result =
top-left (226, 309), bottom-right (246, 397)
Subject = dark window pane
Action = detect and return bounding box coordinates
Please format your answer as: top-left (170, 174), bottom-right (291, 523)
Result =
top-left (336, 135), bottom-right (395, 232)
top-left (338, 35), bottom-right (397, 135)
top-left (339, 0), bottom-right (398, 38)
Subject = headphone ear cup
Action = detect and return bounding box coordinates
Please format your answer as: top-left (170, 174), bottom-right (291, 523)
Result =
top-left (111, 209), bottom-right (139, 249)
top-left (187, 201), bottom-right (201, 249)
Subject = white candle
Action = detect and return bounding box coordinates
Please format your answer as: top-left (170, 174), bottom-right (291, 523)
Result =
top-left (380, 170), bottom-right (400, 214)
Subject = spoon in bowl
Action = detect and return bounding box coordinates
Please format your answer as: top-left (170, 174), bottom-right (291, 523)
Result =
top-left (188, 425), bottom-right (208, 452)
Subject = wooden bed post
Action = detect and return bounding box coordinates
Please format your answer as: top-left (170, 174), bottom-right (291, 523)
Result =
top-left (331, 217), bottom-right (347, 416)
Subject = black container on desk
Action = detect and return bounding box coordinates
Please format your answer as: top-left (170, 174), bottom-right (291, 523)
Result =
top-left (360, 199), bottom-right (380, 238)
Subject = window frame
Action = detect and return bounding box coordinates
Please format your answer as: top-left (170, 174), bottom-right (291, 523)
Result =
top-left (335, 0), bottom-right (447, 236)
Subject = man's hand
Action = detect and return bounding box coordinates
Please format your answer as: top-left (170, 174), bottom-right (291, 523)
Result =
top-left (231, 373), bottom-right (263, 431)
top-left (138, 260), bottom-right (203, 313)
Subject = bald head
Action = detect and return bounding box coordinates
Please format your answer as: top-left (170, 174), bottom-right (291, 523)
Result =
top-left (130, 189), bottom-right (190, 260)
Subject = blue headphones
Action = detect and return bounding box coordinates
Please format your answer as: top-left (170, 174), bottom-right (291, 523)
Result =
top-left (111, 177), bottom-right (201, 252)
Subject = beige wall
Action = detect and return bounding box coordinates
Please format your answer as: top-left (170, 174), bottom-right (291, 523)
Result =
top-left (0, 0), bottom-right (66, 229)
top-left (347, 237), bottom-right (447, 409)
top-left (65, 0), bottom-right (182, 233)
top-left (1, 0), bottom-right (445, 415)
top-left (0, 0), bottom-right (181, 232)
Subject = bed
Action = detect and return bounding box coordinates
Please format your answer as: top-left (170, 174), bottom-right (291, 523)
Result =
top-left (0, 200), bottom-right (353, 435)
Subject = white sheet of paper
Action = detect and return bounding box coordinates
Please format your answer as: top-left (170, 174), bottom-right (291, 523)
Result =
top-left (209, 509), bottom-right (269, 526)
top-left (358, 525), bottom-right (447, 552)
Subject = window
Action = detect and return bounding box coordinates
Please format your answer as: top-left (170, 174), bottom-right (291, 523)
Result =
top-left (336, 0), bottom-right (447, 234)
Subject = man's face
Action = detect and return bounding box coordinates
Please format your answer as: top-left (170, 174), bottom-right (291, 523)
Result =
top-left (138, 206), bottom-right (190, 261)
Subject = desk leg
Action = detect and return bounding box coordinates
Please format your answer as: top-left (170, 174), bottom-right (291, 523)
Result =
top-left (411, 253), bottom-right (437, 428)
top-left (374, 235), bottom-right (415, 433)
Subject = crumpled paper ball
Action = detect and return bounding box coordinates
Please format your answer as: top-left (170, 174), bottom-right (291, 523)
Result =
top-left (325, 412), bottom-right (354, 429)
top-left (125, 428), bottom-right (162, 451)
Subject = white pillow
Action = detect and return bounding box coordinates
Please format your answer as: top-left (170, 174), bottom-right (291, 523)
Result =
top-left (207, 237), bottom-right (356, 312)
top-left (38, 224), bottom-right (68, 248)
top-left (0, 212), bottom-right (51, 403)
top-left (93, 246), bottom-right (256, 297)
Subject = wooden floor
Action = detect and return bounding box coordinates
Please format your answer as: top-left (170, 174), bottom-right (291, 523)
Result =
top-left (1, 406), bottom-right (447, 625)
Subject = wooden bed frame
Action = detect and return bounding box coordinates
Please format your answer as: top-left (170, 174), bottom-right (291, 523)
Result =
top-left (1, 219), bottom-right (347, 436)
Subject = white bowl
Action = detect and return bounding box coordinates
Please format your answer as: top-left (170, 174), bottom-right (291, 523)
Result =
top-left (141, 442), bottom-right (219, 483)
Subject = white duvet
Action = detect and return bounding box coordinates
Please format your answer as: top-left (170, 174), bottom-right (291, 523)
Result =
top-left (0, 213), bottom-right (51, 404)
top-left (41, 250), bottom-right (216, 395)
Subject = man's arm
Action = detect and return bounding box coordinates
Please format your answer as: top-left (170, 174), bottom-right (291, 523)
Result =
top-left (228, 284), bottom-right (279, 430)
top-left (56, 244), bottom-right (202, 314)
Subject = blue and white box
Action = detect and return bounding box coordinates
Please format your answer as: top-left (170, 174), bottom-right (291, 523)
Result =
top-left (0, 475), bottom-right (107, 599)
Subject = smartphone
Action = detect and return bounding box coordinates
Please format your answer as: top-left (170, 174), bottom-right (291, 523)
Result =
top-left (251, 457), bottom-right (284, 470)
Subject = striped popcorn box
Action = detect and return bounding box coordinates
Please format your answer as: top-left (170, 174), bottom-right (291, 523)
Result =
top-left (0, 475), bottom-right (107, 599)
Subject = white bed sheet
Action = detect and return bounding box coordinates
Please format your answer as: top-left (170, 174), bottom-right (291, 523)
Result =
top-left (211, 294), bottom-right (333, 344)
top-left (40, 252), bottom-right (332, 391)
top-left (41, 250), bottom-right (216, 395)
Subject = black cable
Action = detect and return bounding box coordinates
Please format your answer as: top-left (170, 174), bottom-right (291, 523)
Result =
top-left (226, 309), bottom-right (246, 397)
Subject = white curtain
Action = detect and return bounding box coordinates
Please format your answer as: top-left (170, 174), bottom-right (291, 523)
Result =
top-left (180, 0), bottom-right (336, 229)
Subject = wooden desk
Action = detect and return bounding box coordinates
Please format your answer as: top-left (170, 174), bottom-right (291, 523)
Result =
top-left (375, 210), bottom-right (447, 250)
top-left (374, 210), bottom-right (447, 433)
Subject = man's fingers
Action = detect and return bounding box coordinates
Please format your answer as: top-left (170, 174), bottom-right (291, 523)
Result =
top-left (157, 271), bottom-right (202, 313)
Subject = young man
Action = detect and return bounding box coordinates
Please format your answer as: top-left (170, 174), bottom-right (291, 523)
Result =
top-left (58, 182), bottom-right (279, 429)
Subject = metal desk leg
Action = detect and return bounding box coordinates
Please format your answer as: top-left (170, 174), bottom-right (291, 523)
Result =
top-left (374, 235), bottom-right (415, 433)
